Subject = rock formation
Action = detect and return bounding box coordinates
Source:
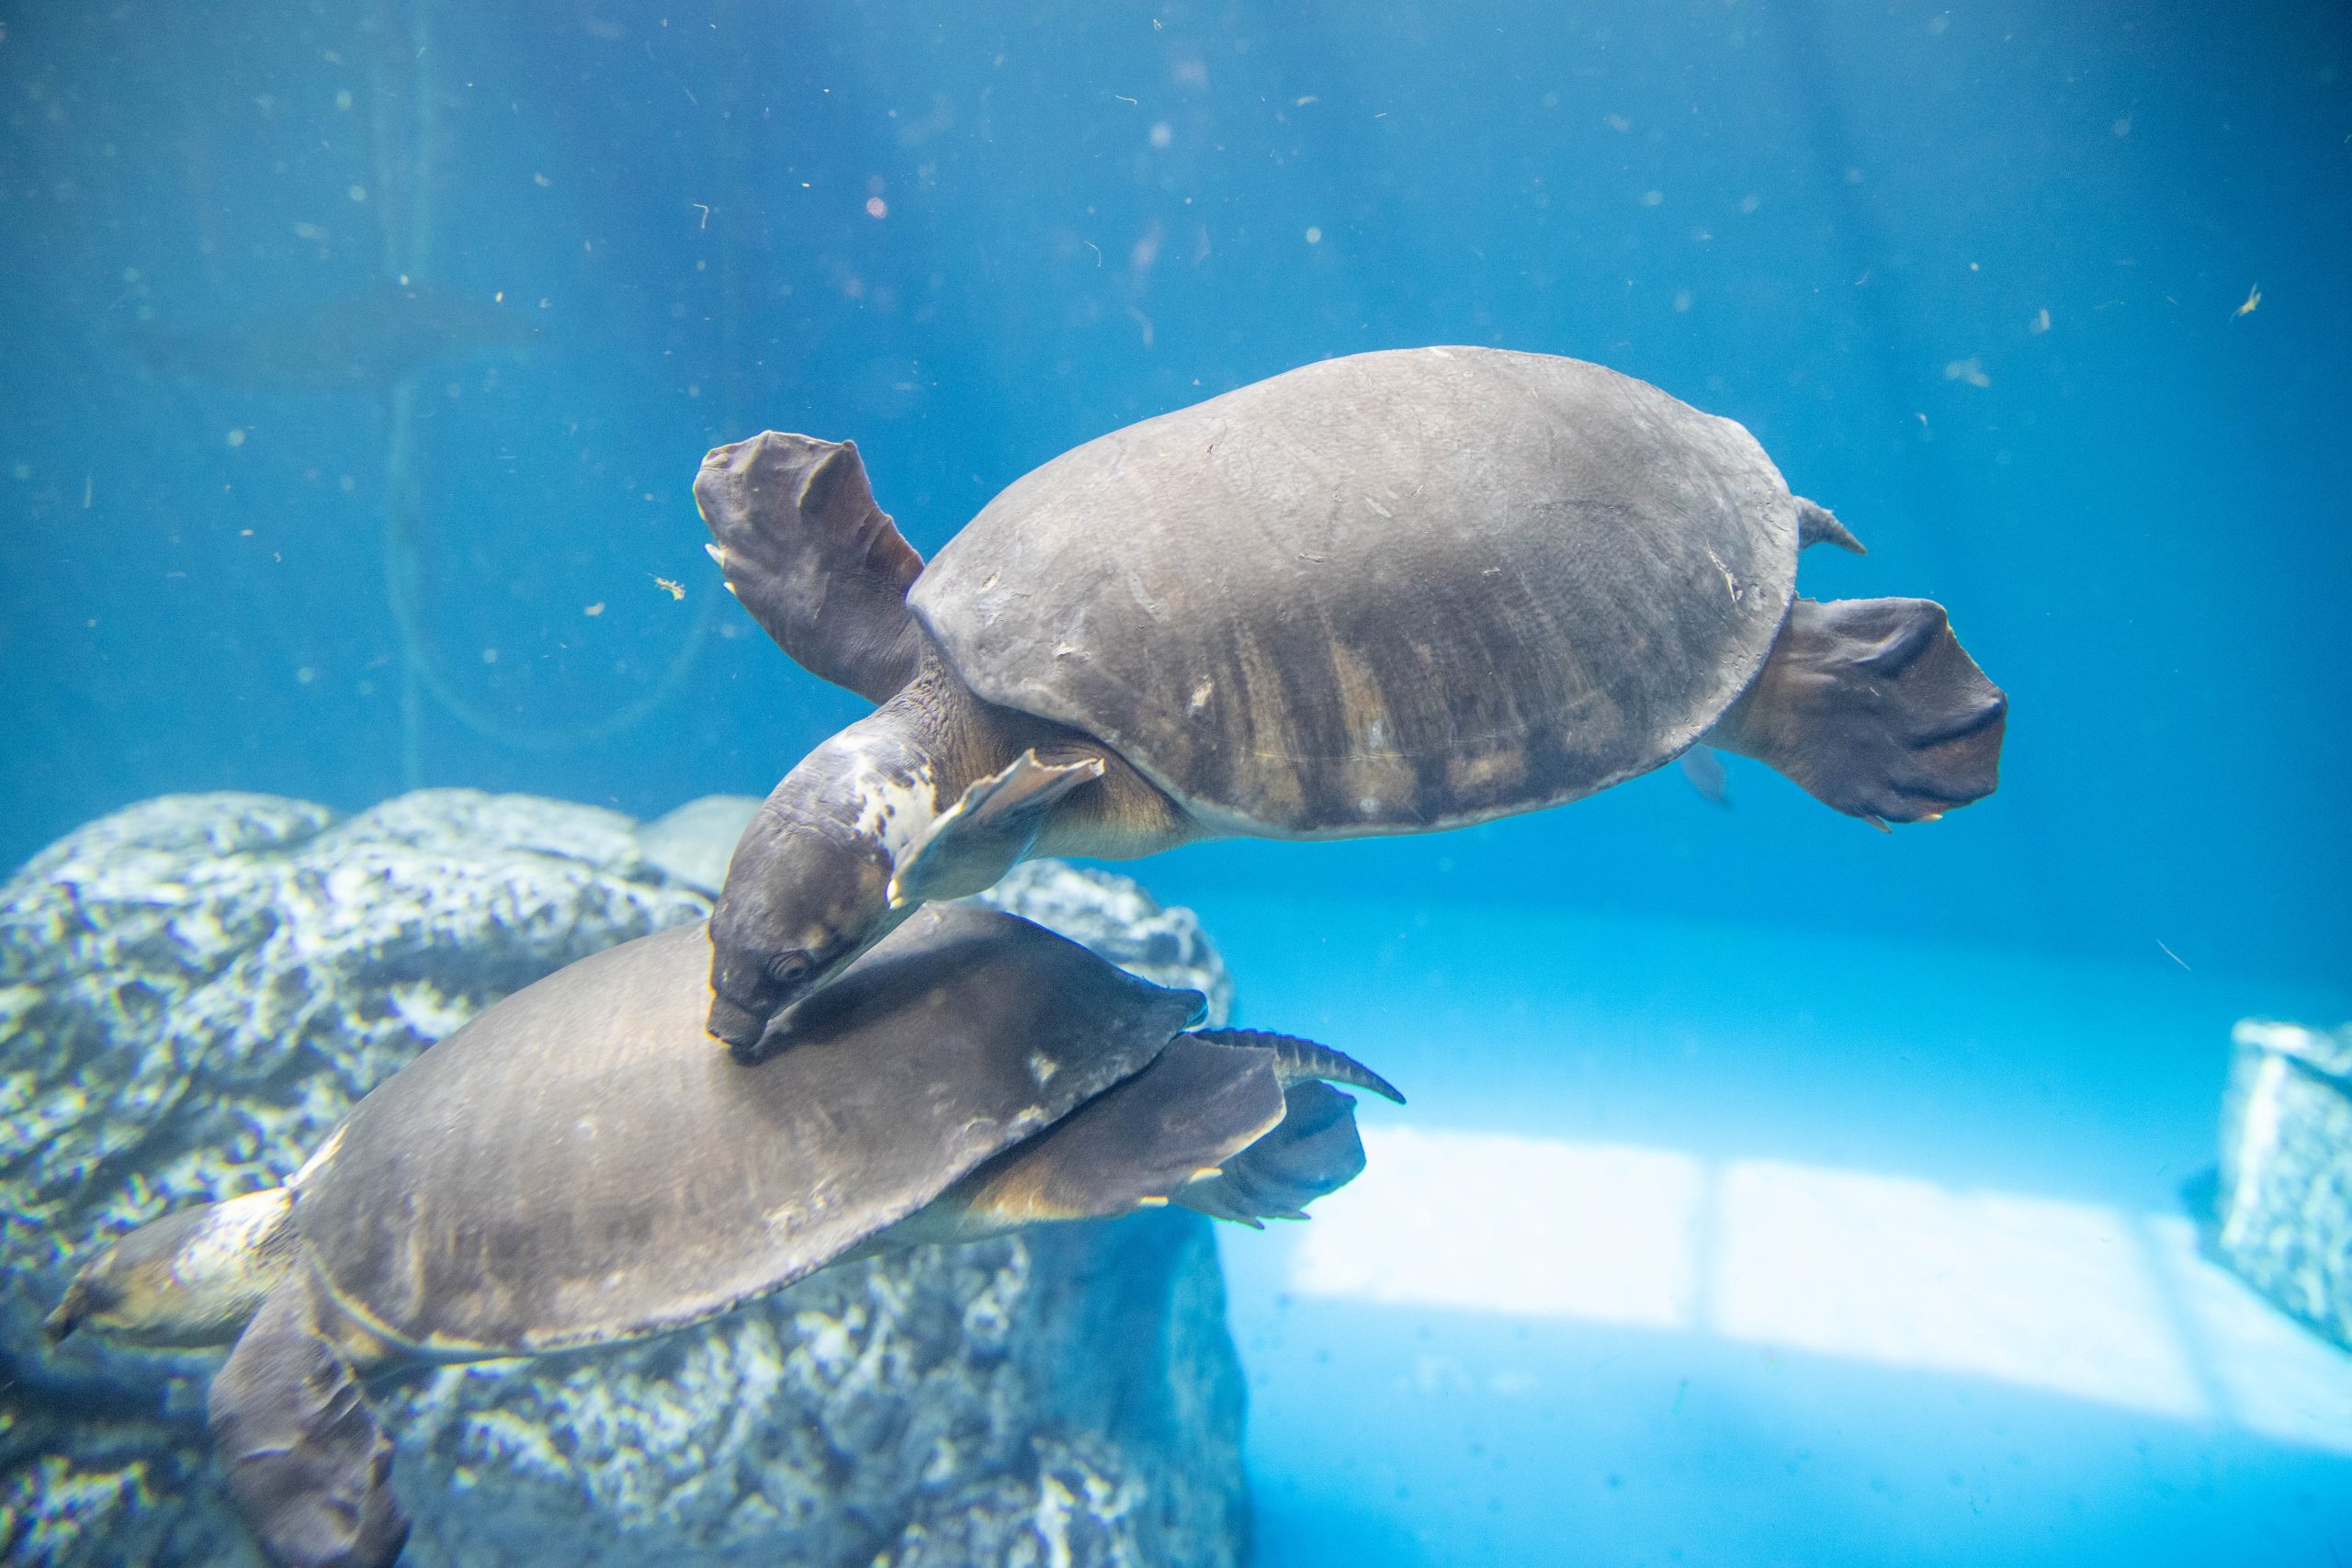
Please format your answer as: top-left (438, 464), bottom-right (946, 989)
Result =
top-left (1, 790), bottom-right (1243, 1567)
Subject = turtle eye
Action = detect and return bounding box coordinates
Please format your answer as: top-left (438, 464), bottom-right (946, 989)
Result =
top-left (765, 950), bottom-right (814, 987)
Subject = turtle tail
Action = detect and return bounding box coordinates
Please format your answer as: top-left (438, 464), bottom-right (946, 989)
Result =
top-left (1796, 497), bottom-right (1867, 555)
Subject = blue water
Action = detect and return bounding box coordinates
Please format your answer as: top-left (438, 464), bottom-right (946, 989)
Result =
top-left (5, 1), bottom-right (2349, 1562)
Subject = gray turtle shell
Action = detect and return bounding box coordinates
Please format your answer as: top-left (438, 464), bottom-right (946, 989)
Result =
top-left (910, 347), bottom-right (1800, 834)
top-left (288, 905), bottom-right (1200, 1356)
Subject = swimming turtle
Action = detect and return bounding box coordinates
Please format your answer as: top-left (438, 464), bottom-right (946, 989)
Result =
top-left (48, 904), bottom-right (1393, 1568)
top-left (696, 346), bottom-right (2007, 1051)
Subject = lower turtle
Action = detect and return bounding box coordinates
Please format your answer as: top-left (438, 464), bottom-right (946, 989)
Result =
top-left (48, 903), bottom-right (1395, 1568)
top-left (693, 345), bottom-right (2009, 1052)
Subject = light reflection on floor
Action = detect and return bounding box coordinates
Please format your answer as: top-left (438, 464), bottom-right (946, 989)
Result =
top-left (1292, 1126), bottom-right (2352, 1450)
top-left (1174, 888), bottom-right (2352, 1566)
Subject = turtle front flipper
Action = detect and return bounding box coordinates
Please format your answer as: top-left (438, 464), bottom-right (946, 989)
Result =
top-left (695, 431), bottom-right (926, 705)
top-left (210, 1263), bottom-right (407, 1568)
top-left (886, 748), bottom-right (1107, 908)
top-left (1702, 596), bottom-right (2007, 829)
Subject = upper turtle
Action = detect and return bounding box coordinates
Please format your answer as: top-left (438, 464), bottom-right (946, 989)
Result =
top-left (910, 346), bottom-right (1804, 834)
top-left (684, 345), bottom-right (1999, 1051)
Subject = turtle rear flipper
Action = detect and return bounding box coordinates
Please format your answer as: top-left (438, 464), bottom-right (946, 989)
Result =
top-left (1176, 1079), bottom-right (1370, 1227)
top-left (695, 432), bottom-right (926, 704)
top-left (210, 1265), bottom-right (407, 1568)
top-left (1704, 596), bottom-right (2007, 828)
top-left (917, 1033), bottom-right (1293, 1235)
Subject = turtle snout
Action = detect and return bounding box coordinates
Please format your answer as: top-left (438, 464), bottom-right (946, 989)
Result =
top-left (706, 946), bottom-right (820, 1049)
top-left (706, 987), bottom-right (774, 1051)
top-left (43, 1279), bottom-right (109, 1343)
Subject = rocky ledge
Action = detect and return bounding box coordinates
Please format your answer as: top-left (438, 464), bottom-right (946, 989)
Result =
top-left (0, 790), bottom-right (1243, 1568)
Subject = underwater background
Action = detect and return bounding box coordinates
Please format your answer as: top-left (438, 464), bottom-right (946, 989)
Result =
top-left (4, 1), bottom-right (2349, 1564)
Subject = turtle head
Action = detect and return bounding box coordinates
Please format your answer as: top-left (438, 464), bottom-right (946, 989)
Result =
top-left (707, 795), bottom-right (902, 1057)
top-left (48, 1189), bottom-right (295, 1348)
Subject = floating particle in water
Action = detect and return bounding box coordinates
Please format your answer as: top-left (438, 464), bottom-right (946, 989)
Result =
top-left (1149, 120), bottom-right (1172, 148)
top-left (1305, 226), bottom-right (1322, 244)
top-left (585, 603), bottom-right (605, 617)
top-left (1738, 194), bottom-right (1761, 214)
top-left (347, 184), bottom-right (368, 203)
top-left (865, 197), bottom-right (888, 219)
top-left (2030, 307), bottom-right (2052, 333)
top-left (653, 577), bottom-right (685, 600)
top-left (1604, 113), bottom-right (1631, 132)
top-left (2112, 116), bottom-right (2132, 137)
top-left (2234, 283), bottom-right (2260, 317)
top-left (1640, 190), bottom-right (1664, 206)
top-left (1943, 357), bottom-right (1991, 389)
top-left (481, 648), bottom-right (499, 664)
top-left (226, 428), bottom-right (247, 446)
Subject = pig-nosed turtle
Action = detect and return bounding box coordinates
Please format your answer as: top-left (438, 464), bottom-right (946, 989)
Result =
top-left (696, 346), bottom-right (2008, 1051)
top-left (49, 904), bottom-right (1395, 1568)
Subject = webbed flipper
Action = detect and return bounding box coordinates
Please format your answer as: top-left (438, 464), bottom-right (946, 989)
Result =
top-left (1703, 596), bottom-right (2007, 828)
top-left (209, 1264), bottom-right (406, 1568)
top-left (695, 432), bottom-right (926, 704)
top-left (912, 1033), bottom-right (1290, 1238)
top-left (1175, 1079), bottom-right (1369, 1227)
top-left (1174, 1027), bottom-right (1389, 1225)
top-left (887, 749), bottom-right (1106, 908)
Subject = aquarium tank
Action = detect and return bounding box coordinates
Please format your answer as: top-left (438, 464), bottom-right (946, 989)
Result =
top-left (3, 2), bottom-right (2347, 1565)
